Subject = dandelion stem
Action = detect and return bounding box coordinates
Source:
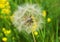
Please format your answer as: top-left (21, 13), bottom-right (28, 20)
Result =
top-left (32, 32), bottom-right (36, 42)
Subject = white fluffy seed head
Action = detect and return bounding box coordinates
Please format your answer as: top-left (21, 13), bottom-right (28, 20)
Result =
top-left (12, 4), bottom-right (45, 34)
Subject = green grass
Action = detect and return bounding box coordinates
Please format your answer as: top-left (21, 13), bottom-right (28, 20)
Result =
top-left (0, 0), bottom-right (60, 42)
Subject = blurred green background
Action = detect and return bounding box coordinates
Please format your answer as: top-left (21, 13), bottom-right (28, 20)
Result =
top-left (0, 0), bottom-right (60, 42)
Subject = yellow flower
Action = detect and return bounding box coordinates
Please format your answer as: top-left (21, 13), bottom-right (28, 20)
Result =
top-left (6, 30), bottom-right (11, 34)
top-left (3, 29), bottom-right (11, 35)
top-left (47, 18), bottom-right (51, 23)
top-left (0, 0), bottom-right (10, 9)
top-left (2, 8), bottom-right (10, 14)
top-left (0, 0), bottom-right (7, 2)
top-left (34, 31), bottom-right (38, 36)
top-left (42, 10), bottom-right (46, 17)
top-left (5, 2), bottom-right (10, 6)
top-left (0, 0), bottom-right (7, 8)
top-left (2, 37), bottom-right (7, 42)
top-left (0, 0), bottom-right (7, 4)
top-left (2, 28), bottom-right (6, 31)
top-left (3, 29), bottom-right (7, 34)
top-left (5, 2), bottom-right (10, 9)
top-left (0, 4), bottom-right (5, 8)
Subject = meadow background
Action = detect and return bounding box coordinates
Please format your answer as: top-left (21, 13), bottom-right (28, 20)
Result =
top-left (0, 0), bottom-right (60, 42)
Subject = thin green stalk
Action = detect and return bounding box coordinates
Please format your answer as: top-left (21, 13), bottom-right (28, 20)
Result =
top-left (32, 32), bottom-right (36, 42)
top-left (56, 20), bottom-right (58, 42)
top-left (42, 20), bottom-right (46, 42)
top-left (51, 34), bottom-right (54, 42)
top-left (40, 30), bottom-right (44, 42)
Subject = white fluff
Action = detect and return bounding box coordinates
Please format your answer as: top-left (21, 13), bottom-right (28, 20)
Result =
top-left (12, 4), bottom-right (44, 34)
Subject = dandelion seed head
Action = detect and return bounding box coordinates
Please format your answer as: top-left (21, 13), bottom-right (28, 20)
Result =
top-left (12, 4), bottom-right (44, 34)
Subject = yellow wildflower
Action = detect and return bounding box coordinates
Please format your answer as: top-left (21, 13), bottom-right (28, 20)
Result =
top-left (0, 0), bottom-right (10, 9)
top-left (2, 37), bottom-right (7, 42)
top-left (0, 0), bottom-right (6, 4)
top-left (47, 18), bottom-right (51, 23)
top-left (2, 28), bottom-right (6, 31)
top-left (3, 30), bottom-right (7, 34)
top-left (34, 31), bottom-right (38, 36)
top-left (0, 0), bottom-right (7, 2)
top-left (5, 2), bottom-right (10, 9)
top-left (2, 8), bottom-right (10, 14)
top-left (0, 4), bottom-right (5, 8)
top-left (6, 30), bottom-right (11, 34)
top-left (0, 0), bottom-right (7, 8)
top-left (2, 28), bottom-right (11, 35)
top-left (42, 10), bottom-right (46, 17)
top-left (5, 2), bottom-right (10, 6)
top-left (4, 30), bottom-right (11, 35)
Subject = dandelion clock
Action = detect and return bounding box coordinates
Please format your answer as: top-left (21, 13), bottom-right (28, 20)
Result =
top-left (11, 4), bottom-right (45, 34)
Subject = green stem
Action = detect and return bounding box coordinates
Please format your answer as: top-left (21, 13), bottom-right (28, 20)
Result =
top-left (40, 30), bottom-right (44, 42)
top-left (42, 17), bottom-right (46, 42)
top-left (51, 34), bottom-right (54, 42)
top-left (56, 20), bottom-right (58, 42)
top-left (32, 32), bottom-right (36, 42)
